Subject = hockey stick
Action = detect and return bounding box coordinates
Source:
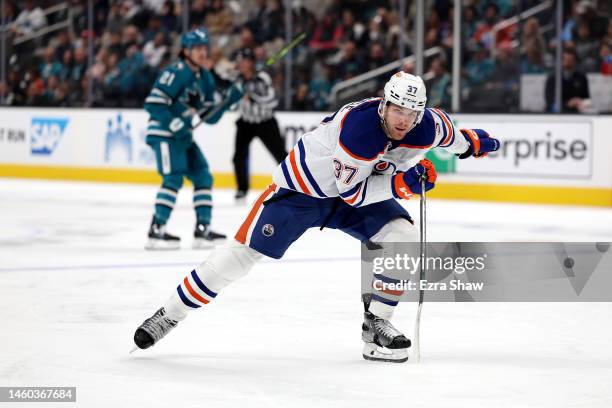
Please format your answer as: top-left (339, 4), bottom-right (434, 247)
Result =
top-left (264, 32), bottom-right (307, 67)
top-left (413, 177), bottom-right (427, 362)
top-left (193, 32), bottom-right (307, 129)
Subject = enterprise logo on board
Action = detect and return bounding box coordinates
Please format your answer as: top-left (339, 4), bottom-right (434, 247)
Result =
top-left (30, 117), bottom-right (69, 155)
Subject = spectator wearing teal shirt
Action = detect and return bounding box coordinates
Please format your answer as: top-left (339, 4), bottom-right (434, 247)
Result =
top-left (40, 47), bottom-right (62, 79)
top-left (118, 44), bottom-right (147, 98)
top-left (308, 65), bottom-right (335, 110)
top-left (464, 45), bottom-right (495, 86)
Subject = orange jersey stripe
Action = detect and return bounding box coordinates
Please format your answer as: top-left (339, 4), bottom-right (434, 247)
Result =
top-left (342, 184), bottom-right (363, 205)
top-left (338, 139), bottom-right (383, 161)
top-left (340, 110), bottom-right (350, 129)
top-left (433, 109), bottom-right (454, 146)
top-left (440, 129), bottom-right (453, 146)
top-left (184, 277), bottom-right (209, 304)
top-left (235, 183), bottom-right (276, 244)
top-left (398, 142), bottom-right (433, 149)
top-left (289, 149), bottom-right (312, 195)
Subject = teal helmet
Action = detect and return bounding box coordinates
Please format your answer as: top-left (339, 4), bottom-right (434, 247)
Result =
top-left (180, 28), bottom-right (210, 49)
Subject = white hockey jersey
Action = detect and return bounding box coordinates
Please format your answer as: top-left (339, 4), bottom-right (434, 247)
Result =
top-left (272, 98), bottom-right (469, 207)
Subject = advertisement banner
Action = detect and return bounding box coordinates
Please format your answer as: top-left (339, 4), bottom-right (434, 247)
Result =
top-left (455, 120), bottom-right (592, 179)
top-left (1, 109), bottom-right (610, 206)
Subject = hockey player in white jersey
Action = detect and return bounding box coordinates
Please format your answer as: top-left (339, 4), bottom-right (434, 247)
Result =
top-left (133, 72), bottom-right (500, 362)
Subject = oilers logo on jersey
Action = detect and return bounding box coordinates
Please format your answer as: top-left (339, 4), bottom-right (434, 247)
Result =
top-left (373, 160), bottom-right (396, 175)
top-left (262, 224), bottom-right (275, 237)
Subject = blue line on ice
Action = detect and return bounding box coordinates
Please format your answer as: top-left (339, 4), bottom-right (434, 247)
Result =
top-left (0, 256), bottom-right (359, 273)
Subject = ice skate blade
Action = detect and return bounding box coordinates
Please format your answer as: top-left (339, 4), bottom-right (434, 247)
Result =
top-left (145, 238), bottom-right (180, 250)
top-left (362, 343), bottom-right (409, 363)
top-left (192, 238), bottom-right (224, 250)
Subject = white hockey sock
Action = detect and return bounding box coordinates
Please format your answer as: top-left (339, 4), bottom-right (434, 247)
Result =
top-left (164, 240), bottom-right (262, 321)
top-left (368, 300), bottom-right (395, 320)
top-left (367, 218), bottom-right (419, 321)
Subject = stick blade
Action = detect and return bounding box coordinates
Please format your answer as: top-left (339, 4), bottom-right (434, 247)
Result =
top-left (413, 303), bottom-right (423, 363)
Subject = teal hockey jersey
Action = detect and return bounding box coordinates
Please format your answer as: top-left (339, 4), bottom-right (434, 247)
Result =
top-left (144, 59), bottom-right (220, 142)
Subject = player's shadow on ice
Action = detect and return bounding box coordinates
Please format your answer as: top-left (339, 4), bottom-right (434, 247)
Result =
top-left (125, 354), bottom-right (247, 376)
top-left (427, 351), bottom-right (612, 370)
top-left (125, 351), bottom-right (371, 379)
top-left (128, 352), bottom-right (352, 365)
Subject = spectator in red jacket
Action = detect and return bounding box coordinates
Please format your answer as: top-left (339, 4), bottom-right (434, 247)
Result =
top-left (309, 14), bottom-right (343, 55)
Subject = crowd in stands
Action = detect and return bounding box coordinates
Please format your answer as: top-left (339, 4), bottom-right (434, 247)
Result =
top-left (0, 0), bottom-right (610, 112)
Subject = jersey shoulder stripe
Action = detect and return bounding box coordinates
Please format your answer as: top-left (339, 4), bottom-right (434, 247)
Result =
top-left (427, 108), bottom-right (447, 145)
top-left (297, 139), bottom-right (327, 197)
top-left (288, 149), bottom-right (312, 195)
top-left (278, 144), bottom-right (324, 197)
top-left (430, 108), bottom-right (455, 147)
top-left (280, 160), bottom-right (297, 190)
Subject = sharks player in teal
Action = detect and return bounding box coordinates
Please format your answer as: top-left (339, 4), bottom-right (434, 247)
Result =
top-left (144, 28), bottom-right (244, 250)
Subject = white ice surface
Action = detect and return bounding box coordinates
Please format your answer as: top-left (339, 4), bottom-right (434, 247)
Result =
top-left (1, 178), bottom-right (611, 408)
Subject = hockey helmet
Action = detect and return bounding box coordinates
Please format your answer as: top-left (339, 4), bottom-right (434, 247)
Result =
top-left (379, 71), bottom-right (427, 125)
top-left (236, 48), bottom-right (256, 61)
top-left (180, 28), bottom-right (210, 49)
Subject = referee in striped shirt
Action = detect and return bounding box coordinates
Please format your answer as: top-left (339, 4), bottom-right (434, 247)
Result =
top-left (233, 48), bottom-right (287, 201)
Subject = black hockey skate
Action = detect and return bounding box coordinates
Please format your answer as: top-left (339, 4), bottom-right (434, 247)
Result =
top-left (133, 307), bottom-right (178, 350)
top-left (361, 296), bottom-right (411, 363)
top-left (145, 217), bottom-right (180, 250)
top-left (193, 222), bottom-right (226, 249)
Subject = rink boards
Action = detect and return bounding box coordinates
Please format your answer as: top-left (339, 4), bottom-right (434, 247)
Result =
top-left (0, 108), bottom-right (610, 206)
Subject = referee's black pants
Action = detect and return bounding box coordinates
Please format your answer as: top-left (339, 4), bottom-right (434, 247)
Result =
top-left (233, 117), bottom-right (287, 194)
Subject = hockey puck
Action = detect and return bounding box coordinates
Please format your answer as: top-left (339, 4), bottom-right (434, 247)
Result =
top-left (595, 242), bottom-right (610, 253)
top-left (563, 257), bottom-right (574, 269)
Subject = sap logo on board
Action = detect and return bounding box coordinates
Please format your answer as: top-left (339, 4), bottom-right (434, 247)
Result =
top-left (30, 117), bottom-right (69, 155)
top-left (105, 113), bottom-right (132, 163)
